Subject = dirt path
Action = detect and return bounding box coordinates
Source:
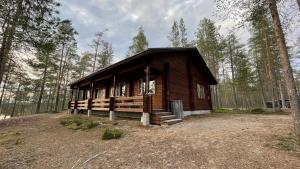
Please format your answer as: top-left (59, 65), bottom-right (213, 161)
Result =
top-left (0, 113), bottom-right (299, 169)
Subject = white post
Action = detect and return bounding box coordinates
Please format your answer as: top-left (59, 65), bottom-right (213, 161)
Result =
top-left (74, 109), bottom-right (78, 115)
top-left (141, 112), bottom-right (150, 126)
top-left (88, 109), bottom-right (92, 117)
top-left (109, 111), bottom-right (115, 121)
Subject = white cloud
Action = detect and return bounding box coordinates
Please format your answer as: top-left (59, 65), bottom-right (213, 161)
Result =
top-left (59, 0), bottom-right (300, 61)
top-left (66, 4), bottom-right (98, 26)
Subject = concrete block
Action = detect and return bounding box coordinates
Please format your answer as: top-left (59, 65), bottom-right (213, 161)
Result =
top-left (141, 112), bottom-right (150, 126)
top-left (109, 111), bottom-right (115, 121)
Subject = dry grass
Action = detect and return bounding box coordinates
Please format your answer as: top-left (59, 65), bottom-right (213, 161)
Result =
top-left (0, 112), bottom-right (299, 169)
top-left (0, 131), bottom-right (23, 148)
top-left (266, 133), bottom-right (300, 152)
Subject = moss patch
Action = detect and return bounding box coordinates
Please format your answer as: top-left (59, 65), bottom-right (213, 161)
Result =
top-left (266, 133), bottom-right (300, 152)
top-left (213, 108), bottom-right (245, 114)
top-left (213, 108), bottom-right (288, 115)
top-left (60, 116), bottom-right (99, 130)
top-left (102, 128), bottom-right (123, 140)
top-left (0, 131), bottom-right (23, 148)
top-left (274, 133), bottom-right (300, 152)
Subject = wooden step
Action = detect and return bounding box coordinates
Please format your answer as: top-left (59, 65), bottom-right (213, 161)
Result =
top-left (164, 118), bottom-right (182, 125)
top-left (151, 112), bottom-right (172, 116)
top-left (160, 115), bottom-right (176, 120)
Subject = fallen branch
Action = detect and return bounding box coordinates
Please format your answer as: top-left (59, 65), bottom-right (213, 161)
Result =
top-left (71, 158), bottom-right (81, 169)
top-left (82, 153), bottom-right (100, 166)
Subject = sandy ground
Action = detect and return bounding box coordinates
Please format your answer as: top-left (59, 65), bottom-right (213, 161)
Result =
top-left (0, 113), bottom-right (299, 169)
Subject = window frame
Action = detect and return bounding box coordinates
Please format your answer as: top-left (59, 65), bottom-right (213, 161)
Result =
top-left (197, 83), bottom-right (205, 99)
top-left (138, 77), bottom-right (156, 95)
top-left (116, 82), bottom-right (127, 97)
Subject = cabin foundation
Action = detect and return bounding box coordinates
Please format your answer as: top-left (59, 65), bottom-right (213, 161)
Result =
top-left (109, 111), bottom-right (115, 121)
top-left (141, 112), bottom-right (150, 126)
top-left (87, 109), bottom-right (92, 117)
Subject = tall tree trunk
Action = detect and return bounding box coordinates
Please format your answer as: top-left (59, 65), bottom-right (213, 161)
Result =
top-left (46, 84), bottom-right (53, 112)
top-left (35, 59), bottom-right (48, 114)
top-left (0, 0), bottom-right (23, 84)
top-left (11, 83), bottom-right (20, 117)
top-left (1, 83), bottom-right (13, 115)
top-left (264, 31), bottom-right (277, 112)
top-left (229, 41), bottom-right (238, 109)
top-left (0, 27), bottom-right (15, 84)
top-left (279, 78), bottom-right (286, 109)
top-left (54, 43), bottom-right (65, 112)
top-left (0, 62), bottom-right (12, 109)
top-left (269, 0), bottom-right (300, 135)
top-left (258, 66), bottom-right (267, 108)
top-left (297, 0), bottom-right (300, 11)
top-left (93, 44), bottom-right (99, 73)
top-left (61, 67), bottom-right (70, 110)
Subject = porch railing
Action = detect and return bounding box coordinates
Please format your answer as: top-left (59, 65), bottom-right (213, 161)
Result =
top-left (77, 100), bottom-right (88, 110)
top-left (70, 101), bottom-right (75, 109)
top-left (92, 98), bottom-right (110, 111)
top-left (69, 95), bottom-right (151, 113)
top-left (114, 96), bottom-right (144, 112)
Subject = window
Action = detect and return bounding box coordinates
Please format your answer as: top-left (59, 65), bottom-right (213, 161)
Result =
top-left (197, 84), bottom-right (205, 99)
top-left (138, 78), bottom-right (156, 95)
top-left (99, 88), bottom-right (105, 98)
top-left (116, 82), bottom-right (127, 96)
top-left (95, 88), bottom-right (99, 98)
top-left (87, 90), bottom-right (90, 99)
top-left (138, 79), bottom-right (145, 95)
top-left (149, 80), bottom-right (156, 94)
top-left (110, 87), bottom-right (114, 97)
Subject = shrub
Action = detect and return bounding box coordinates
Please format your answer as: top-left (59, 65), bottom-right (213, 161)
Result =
top-left (250, 108), bottom-right (265, 114)
top-left (213, 108), bottom-right (243, 114)
top-left (0, 132), bottom-right (23, 147)
top-left (60, 116), bottom-right (99, 130)
top-left (275, 133), bottom-right (300, 151)
top-left (102, 128), bottom-right (123, 140)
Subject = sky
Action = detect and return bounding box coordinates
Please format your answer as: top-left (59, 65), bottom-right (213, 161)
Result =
top-left (58, 0), bottom-right (300, 63)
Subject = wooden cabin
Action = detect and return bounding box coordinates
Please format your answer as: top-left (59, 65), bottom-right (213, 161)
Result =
top-left (68, 48), bottom-right (217, 125)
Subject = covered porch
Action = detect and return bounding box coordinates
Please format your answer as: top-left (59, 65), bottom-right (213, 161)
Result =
top-left (68, 65), bottom-right (156, 125)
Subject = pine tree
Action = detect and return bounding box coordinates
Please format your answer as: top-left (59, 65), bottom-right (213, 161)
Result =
top-left (195, 18), bottom-right (223, 108)
top-left (0, 0), bottom-right (60, 85)
top-left (90, 31), bottom-right (108, 72)
top-left (179, 18), bottom-right (188, 47)
top-left (168, 21), bottom-right (180, 47)
top-left (98, 42), bottom-right (113, 69)
top-left (76, 52), bottom-right (92, 78)
top-left (127, 26), bottom-right (148, 57)
top-left (53, 20), bottom-right (77, 112)
top-left (235, 50), bottom-right (254, 110)
top-left (225, 33), bottom-right (243, 109)
top-left (268, 0), bottom-right (300, 135)
top-left (216, 0), bottom-right (300, 135)
top-left (29, 41), bottom-right (56, 114)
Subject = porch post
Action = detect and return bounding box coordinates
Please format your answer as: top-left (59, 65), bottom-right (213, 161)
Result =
top-left (145, 66), bottom-right (150, 94)
top-left (110, 75), bottom-right (116, 121)
top-left (141, 66), bottom-right (151, 126)
top-left (109, 97), bottom-right (115, 121)
top-left (87, 80), bottom-right (94, 117)
top-left (74, 87), bottom-right (80, 115)
top-left (68, 88), bottom-right (74, 114)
